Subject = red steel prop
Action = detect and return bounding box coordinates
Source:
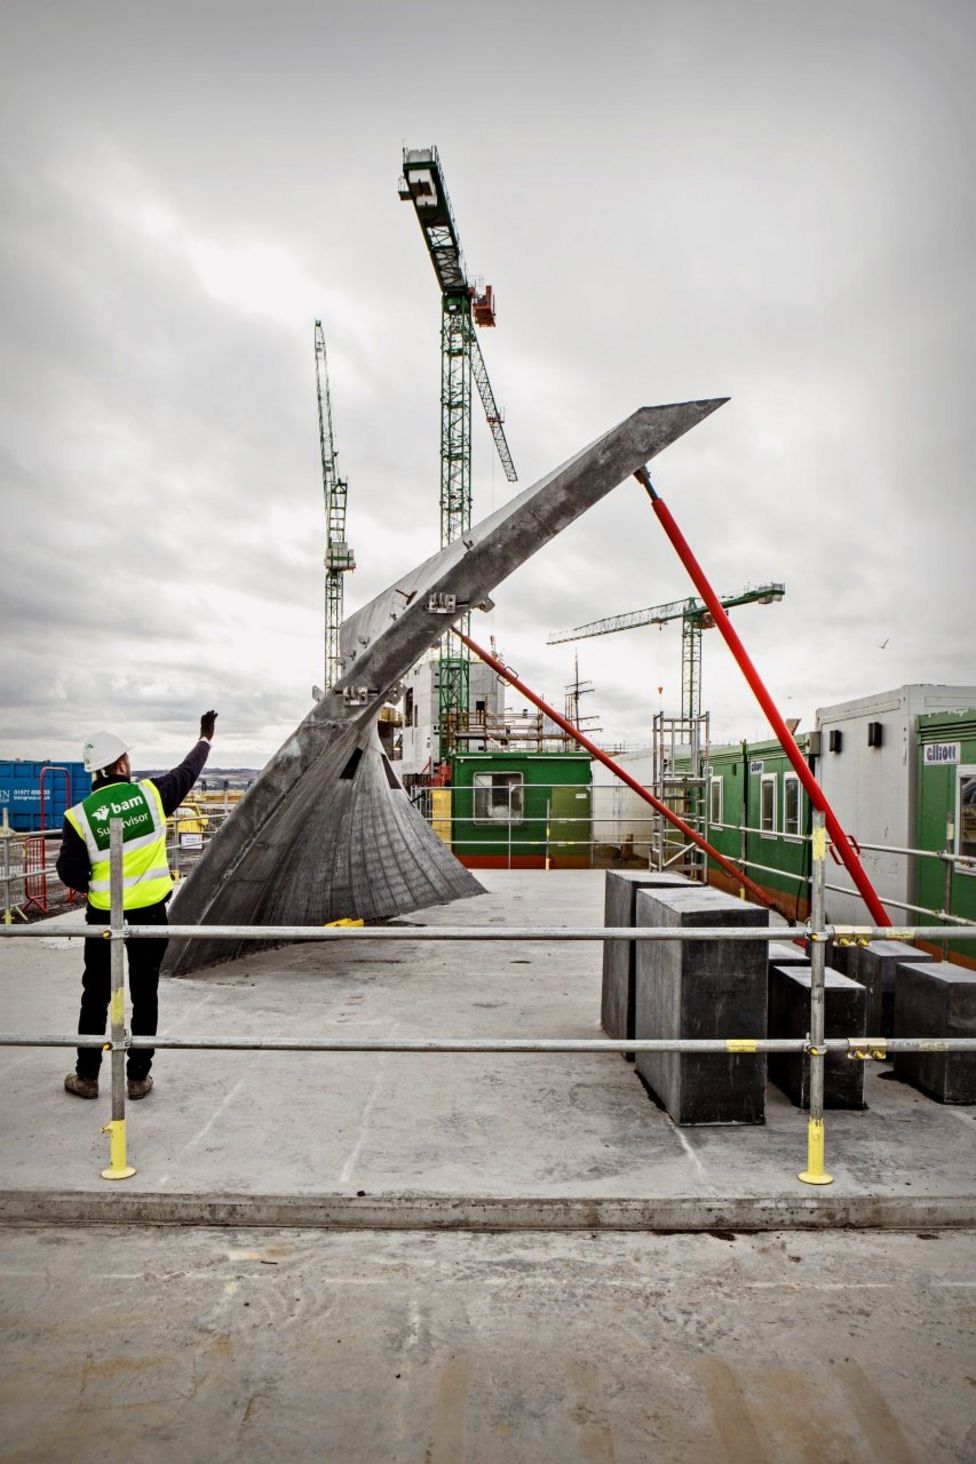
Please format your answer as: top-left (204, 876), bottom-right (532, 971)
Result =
top-left (457, 629), bottom-right (785, 915)
top-left (634, 467), bottom-right (891, 928)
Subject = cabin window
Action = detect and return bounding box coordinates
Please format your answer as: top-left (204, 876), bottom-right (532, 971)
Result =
top-left (783, 774), bottom-right (801, 838)
top-left (473, 771), bottom-right (524, 824)
top-left (709, 777), bottom-right (723, 827)
top-left (957, 767), bottom-right (976, 873)
top-left (760, 774), bottom-right (777, 837)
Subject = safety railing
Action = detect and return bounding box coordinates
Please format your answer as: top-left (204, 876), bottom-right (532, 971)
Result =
top-left (1, 812), bottom-right (974, 1187)
top-left (1, 822), bottom-right (76, 923)
top-left (410, 781), bottom-right (976, 942)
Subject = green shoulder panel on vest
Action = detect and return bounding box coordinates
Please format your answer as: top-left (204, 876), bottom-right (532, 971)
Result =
top-left (81, 782), bottom-right (155, 853)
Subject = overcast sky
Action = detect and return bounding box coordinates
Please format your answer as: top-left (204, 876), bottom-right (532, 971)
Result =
top-left (1, 0), bottom-right (973, 767)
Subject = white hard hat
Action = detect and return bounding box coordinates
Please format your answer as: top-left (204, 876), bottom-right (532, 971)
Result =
top-left (82, 731), bottom-right (130, 774)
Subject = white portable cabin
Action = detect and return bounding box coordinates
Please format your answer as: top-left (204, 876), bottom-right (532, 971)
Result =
top-left (814, 684), bottom-right (976, 926)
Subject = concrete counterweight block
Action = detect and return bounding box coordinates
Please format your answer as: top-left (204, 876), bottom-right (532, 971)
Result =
top-left (849, 941), bottom-right (935, 1037)
top-left (768, 965), bottom-right (867, 1110)
top-left (634, 887), bottom-right (769, 1125)
top-left (601, 870), bottom-right (692, 1060)
top-left (894, 962), bottom-right (976, 1103)
top-left (766, 940), bottom-right (810, 974)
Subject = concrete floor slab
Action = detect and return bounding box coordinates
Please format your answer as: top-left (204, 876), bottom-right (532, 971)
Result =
top-left (1, 1225), bottom-right (974, 1462)
top-left (1, 872), bottom-right (974, 1228)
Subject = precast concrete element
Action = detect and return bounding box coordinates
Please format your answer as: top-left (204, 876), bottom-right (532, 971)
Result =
top-left (768, 964), bottom-right (867, 1110)
top-left (850, 939), bottom-right (935, 1037)
top-left (894, 960), bottom-right (976, 1102)
top-left (166, 401), bottom-right (725, 975)
top-left (634, 886), bottom-right (769, 1125)
top-left (601, 870), bottom-right (692, 1061)
top-left (766, 939), bottom-right (809, 971)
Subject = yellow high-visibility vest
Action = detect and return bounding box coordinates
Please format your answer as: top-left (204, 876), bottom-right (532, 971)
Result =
top-left (65, 780), bottom-right (173, 911)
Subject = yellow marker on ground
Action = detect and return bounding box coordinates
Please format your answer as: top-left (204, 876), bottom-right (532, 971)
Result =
top-left (798, 1117), bottom-right (833, 1186)
top-left (101, 1119), bottom-right (136, 1181)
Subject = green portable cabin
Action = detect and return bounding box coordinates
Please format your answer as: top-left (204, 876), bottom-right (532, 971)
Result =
top-left (704, 736), bottom-right (812, 917)
top-left (915, 711), bottom-right (976, 969)
top-left (449, 752), bottom-right (592, 868)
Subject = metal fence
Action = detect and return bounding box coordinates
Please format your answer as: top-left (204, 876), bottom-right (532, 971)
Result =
top-left (406, 780), bottom-right (975, 939)
top-left (1, 811), bottom-right (974, 1187)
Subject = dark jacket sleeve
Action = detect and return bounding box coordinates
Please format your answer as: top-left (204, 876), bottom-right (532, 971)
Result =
top-left (152, 740), bottom-right (212, 817)
top-left (56, 817), bottom-right (91, 893)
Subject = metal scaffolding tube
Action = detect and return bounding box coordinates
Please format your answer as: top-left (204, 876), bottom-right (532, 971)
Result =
top-left (2, 922), bottom-right (974, 943)
top-left (2, 1033), bottom-right (974, 1054)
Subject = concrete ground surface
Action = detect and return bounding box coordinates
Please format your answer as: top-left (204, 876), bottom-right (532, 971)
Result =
top-left (1, 1224), bottom-right (974, 1463)
top-left (0, 871), bottom-right (974, 1226)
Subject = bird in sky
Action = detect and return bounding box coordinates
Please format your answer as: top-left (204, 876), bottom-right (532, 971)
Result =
top-left (878, 638), bottom-right (889, 650)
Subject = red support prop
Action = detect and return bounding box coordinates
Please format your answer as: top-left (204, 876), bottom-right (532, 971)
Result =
top-left (635, 468), bottom-right (891, 928)
top-left (457, 629), bottom-right (786, 916)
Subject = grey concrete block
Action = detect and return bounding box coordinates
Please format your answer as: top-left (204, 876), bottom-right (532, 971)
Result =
top-left (850, 941), bottom-right (935, 1038)
top-left (767, 940), bottom-right (809, 973)
top-left (634, 887), bottom-right (769, 1125)
top-left (601, 870), bottom-right (693, 1059)
top-left (768, 965), bottom-right (867, 1109)
top-left (825, 942), bottom-right (852, 977)
top-left (894, 962), bottom-right (976, 1103)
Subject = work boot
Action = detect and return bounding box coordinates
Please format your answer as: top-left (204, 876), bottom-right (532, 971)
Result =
top-left (64, 1073), bottom-right (98, 1099)
top-left (127, 1075), bottom-right (154, 1100)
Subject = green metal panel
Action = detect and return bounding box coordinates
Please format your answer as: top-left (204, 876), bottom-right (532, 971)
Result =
top-left (549, 784), bottom-right (592, 867)
top-left (915, 712), bottom-right (976, 963)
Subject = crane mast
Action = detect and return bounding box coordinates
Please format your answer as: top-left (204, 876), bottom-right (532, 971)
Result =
top-left (399, 145), bottom-right (517, 763)
top-left (314, 320), bottom-right (355, 691)
top-left (548, 583), bottom-right (786, 721)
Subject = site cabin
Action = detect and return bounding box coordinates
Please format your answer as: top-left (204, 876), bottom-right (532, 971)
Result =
top-left (447, 752), bottom-right (592, 869)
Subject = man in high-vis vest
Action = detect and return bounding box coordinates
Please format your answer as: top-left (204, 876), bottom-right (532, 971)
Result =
top-left (57, 710), bottom-right (218, 1100)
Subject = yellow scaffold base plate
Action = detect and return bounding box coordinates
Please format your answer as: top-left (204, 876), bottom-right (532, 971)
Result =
top-left (101, 1164), bottom-right (137, 1181)
top-left (797, 1170), bottom-right (834, 1186)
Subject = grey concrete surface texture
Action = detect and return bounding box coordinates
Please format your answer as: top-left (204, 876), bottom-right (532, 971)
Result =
top-left (767, 963), bottom-right (867, 1110)
top-left (601, 869), bottom-right (692, 1056)
top-left (634, 886), bottom-right (769, 1125)
top-left (850, 939), bottom-right (935, 1037)
top-left (894, 960), bottom-right (976, 1102)
top-left (4, 1227), bottom-right (975, 1464)
top-left (165, 400), bottom-right (725, 975)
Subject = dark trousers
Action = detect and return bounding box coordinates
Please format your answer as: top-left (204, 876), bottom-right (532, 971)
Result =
top-left (76, 900), bottom-right (169, 1080)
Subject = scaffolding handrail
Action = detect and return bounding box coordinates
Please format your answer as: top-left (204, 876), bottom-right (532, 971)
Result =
top-left (1, 921), bottom-right (973, 942)
top-left (2, 1033), bottom-right (973, 1053)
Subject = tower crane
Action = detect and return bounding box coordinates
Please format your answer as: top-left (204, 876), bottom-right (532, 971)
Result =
top-left (399, 145), bottom-right (518, 760)
top-left (314, 320), bottom-right (356, 692)
top-left (547, 583), bottom-right (786, 721)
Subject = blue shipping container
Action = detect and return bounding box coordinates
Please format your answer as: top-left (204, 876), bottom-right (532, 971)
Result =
top-left (0, 760), bottom-right (92, 831)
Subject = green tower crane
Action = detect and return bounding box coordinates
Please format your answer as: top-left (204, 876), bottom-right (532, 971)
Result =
top-left (399, 146), bottom-right (517, 761)
top-left (547, 583), bottom-right (786, 721)
top-left (314, 320), bottom-right (356, 691)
